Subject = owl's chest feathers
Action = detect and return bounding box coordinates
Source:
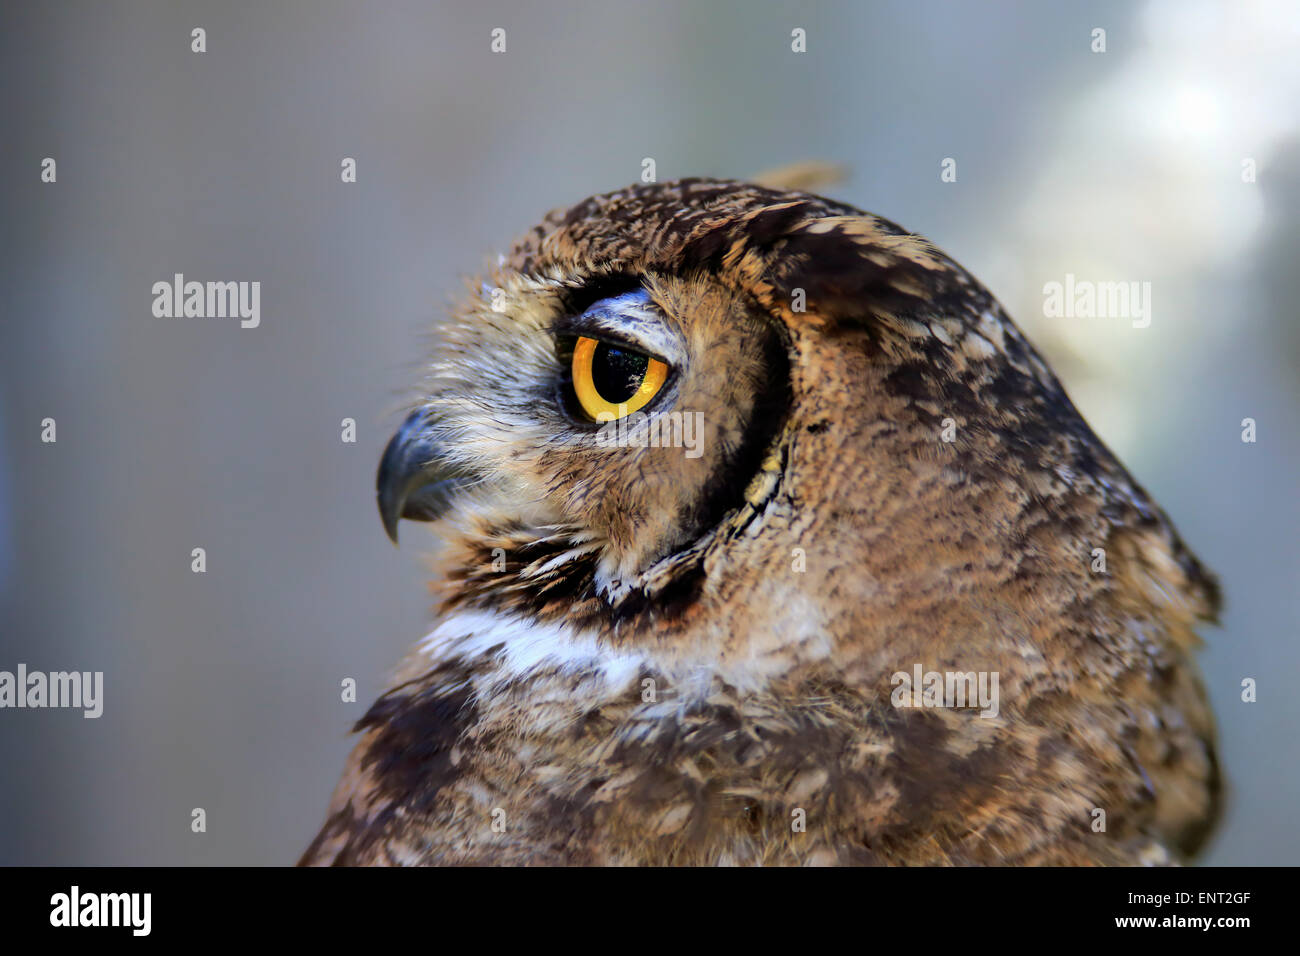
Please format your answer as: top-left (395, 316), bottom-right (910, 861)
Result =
top-left (393, 608), bottom-right (1027, 863)
top-left (355, 576), bottom-right (1206, 863)
top-left (423, 614), bottom-right (870, 759)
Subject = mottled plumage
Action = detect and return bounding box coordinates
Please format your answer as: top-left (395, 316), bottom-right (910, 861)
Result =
top-left (301, 178), bottom-right (1220, 866)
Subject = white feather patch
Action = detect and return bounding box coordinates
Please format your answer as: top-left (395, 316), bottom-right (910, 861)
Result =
top-left (419, 610), bottom-right (647, 693)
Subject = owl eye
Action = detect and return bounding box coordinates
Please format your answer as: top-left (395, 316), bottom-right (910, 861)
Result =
top-left (571, 335), bottom-right (669, 420)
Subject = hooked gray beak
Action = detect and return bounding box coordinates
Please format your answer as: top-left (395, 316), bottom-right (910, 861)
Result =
top-left (376, 409), bottom-right (472, 544)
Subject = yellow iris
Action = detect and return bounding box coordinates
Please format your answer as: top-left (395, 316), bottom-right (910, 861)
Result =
top-left (571, 335), bottom-right (669, 420)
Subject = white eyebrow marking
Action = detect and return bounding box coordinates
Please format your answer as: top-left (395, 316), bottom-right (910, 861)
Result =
top-left (570, 289), bottom-right (683, 365)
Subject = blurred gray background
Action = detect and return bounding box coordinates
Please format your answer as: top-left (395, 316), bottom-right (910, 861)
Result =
top-left (2, 0), bottom-right (1297, 865)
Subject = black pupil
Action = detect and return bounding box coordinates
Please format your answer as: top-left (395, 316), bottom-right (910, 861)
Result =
top-left (592, 343), bottom-right (649, 403)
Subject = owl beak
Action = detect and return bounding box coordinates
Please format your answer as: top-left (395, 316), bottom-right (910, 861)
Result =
top-left (376, 409), bottom-right (467, 544)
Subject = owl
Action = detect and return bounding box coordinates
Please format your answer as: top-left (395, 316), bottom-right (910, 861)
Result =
top-left (300, 177), bottom-right (1221, 866)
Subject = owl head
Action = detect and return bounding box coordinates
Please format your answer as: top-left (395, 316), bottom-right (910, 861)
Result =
top-left (377, 178), bottom-right (1218, 647)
